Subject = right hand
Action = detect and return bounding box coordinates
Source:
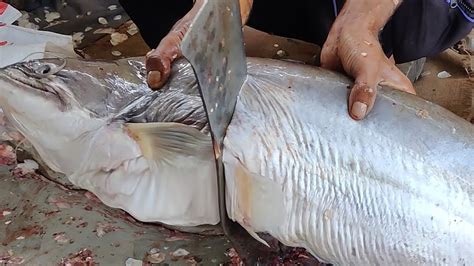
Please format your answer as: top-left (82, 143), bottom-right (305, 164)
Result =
top-left (320, 0), bottom-right (416, 120)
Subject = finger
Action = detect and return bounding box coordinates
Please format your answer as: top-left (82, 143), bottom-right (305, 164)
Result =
top-left (147, 71), bottom-right (163, 89)
top-left (346, 49), bottom-right (381, 121)
top-left (145, 34), bottom-right (182, 90)
top-left (343, 41), bottom-right (381, 120)
top-left (144, 49), bottom-right (162, 90)
top-left (348, 81), bottom-right (378, 120)
top-left (379, 61), bottom-right (416, 95)
top-left (145, 51), bottom-right (171, 90)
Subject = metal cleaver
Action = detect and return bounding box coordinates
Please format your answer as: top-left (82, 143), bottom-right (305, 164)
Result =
top-left (180, 0), bottom-right (247, 235)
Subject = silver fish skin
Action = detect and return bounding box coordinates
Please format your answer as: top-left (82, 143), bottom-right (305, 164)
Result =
top-left (223, 59), bottom-right (474, 265)
top-left (0, 57), bottom-right (473, 265)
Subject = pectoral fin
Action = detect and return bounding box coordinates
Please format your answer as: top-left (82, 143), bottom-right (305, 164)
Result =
top-left (125, 122), bottom-right (212, 163)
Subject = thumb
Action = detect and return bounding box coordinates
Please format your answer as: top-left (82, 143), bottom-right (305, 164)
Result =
top-left (347, 56), bottom-right (381, 120)
top-left (348, 57), bottom-right (415, 121)
top-left (145, 33), bottom-right (183, 90)
top-left (348, 80), bottom-right (378, 121)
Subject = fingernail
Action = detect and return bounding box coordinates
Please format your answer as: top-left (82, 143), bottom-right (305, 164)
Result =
top-left (147, 71), bottom-right (162, 89)
top-left (351, 101), bottom-right (368, 120)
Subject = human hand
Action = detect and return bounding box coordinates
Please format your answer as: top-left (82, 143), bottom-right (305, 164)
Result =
top-left (145, 0), bottom-right (253, 90)
top-left (320, 0), bottom-right (416, 120)
top-left (145, 30), bottom-right (184, 90)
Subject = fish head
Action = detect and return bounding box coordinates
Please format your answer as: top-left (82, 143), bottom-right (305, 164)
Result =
top-left (0, 56), bottom-right (148, 118)
top-left (0, 57), bottom-right (148, 173)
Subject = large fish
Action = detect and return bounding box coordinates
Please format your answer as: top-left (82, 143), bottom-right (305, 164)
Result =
top-left (0, 56), bottom-right (472, 265)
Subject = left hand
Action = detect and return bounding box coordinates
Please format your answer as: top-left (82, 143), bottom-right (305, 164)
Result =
top-left (320, 0), bottom-right (416, 120)
top-left (144, 0), bottom-right (254, 90)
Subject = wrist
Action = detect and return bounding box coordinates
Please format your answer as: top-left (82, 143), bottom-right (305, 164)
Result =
top-left (170, 0), bottom-right (205, 36)
top-left (239, 0), bottom-right (254, 24)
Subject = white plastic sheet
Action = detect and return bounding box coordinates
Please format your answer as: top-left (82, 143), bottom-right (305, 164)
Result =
top-left (0, 3), bottom-right (76, 68)
top-left (0, 2), bottom-right (22, 25)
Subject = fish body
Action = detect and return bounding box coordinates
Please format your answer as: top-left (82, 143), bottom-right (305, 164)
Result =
top-left (0, 57), bottom-right (472, 265)
top-left (224, 60), bottom-right (474, 265)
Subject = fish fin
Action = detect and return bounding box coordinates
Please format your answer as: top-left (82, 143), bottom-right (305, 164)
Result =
top-left (227, 158), bottom-right (271, 248)
top-left (242, 226), bottom-right (270, 248)
top-left (225, 155), bottom-right (286, 249)
top-left (124, 122), bottom-right (212, 163)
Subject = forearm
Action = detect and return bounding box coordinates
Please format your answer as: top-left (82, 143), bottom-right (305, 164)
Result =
top-left (164, 0), bottom-right (253, 58)
top-left (170, 0), bottom-right (253, 40)
top-left (340, 0), bottom-right (403, 32)
top-left (169, 0), bottom-right (205, 38)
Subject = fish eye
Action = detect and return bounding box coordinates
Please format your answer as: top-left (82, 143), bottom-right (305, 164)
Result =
top-left (36, 64), bottom-right (54, 75)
